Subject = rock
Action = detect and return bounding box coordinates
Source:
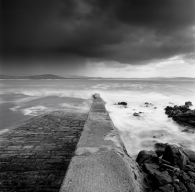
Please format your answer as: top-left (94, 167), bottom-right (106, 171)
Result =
top-left (181, 129), bottom-right (195, 133)
top-left (179, 171), bottom-right (191, 183)
top-left (185, 182), bottom-right (195, 192)
top-left (153, 134), bottom-right (163, 139)
top-left (155, 171), bottom-right (172, 186)
top-left (133, 112), bottom-right (140, 116)
top-left (185, 101), bottom-right (192, 106)
top-left (183, 165), bottom-right (195, 172)
top-left (144, 163), bottom-right (172, 187)
top-left (154, 107), bottom-right (157, 109)
top-left (164, 104), bottom-right (195, 128)
top-left (154, 184), bottom-right (174, 192)
top-left (118, 102), bottom-right (127, 106)
top-left (143, 163), bottom-right (159, 175)
top-left (184, 149), bottom-right (195, 163)
top-left (188, 171), bottom-right (195, 181)
top-left (173, 181), bottom-right (187, 192)
top-left (145, 102), bottom-right (153, 107)
top-left (136, 150), bottom-right (158, 165)
top-left (154, 143), bottom-right (168, 157)
top-left (162, 144), bottom-right (189, 169)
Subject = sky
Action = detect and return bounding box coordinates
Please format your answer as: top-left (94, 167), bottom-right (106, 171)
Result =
top-left (1, 0), bottom-right (195, 78)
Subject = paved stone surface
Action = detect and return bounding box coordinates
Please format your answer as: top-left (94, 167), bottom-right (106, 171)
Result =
top-left (0, 110), bottom-right (88, 192)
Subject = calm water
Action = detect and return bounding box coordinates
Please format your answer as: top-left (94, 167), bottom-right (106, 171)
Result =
top-left (1, 79), bottom-right (195, 157)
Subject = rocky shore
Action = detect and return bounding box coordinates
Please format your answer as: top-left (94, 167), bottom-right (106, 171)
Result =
top-left (164, 102), bottom-right (195, 128)
top-left (136, 143), bottom-right (195, 192)
top-left (116, 100), bottom-right (195, 191)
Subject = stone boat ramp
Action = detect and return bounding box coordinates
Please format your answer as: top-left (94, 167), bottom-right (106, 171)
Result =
top-left (0, 94), bottom-right (146, 192)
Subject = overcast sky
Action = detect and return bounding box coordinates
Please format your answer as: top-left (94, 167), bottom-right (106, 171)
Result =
top-left (1, 0), bottom-right (195, 77)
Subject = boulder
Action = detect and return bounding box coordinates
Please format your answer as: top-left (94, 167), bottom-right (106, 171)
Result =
top-left (188, 171), bottom-right (195, 181)
top-left (185, 182), bottom-right (195, 192)
top-left (145, 102), bottom-right (153, 105)
top-left (179, 171), bottom-right (191, 183)
top-left (173, 182), bottom-right (187, 192)
top-left (162, 144), bottom-right (189, 169)
top-left (133, 112), bottom-right (140, 116)
top-left (144, 163), bottom-right (172, 187)
top-left (118, 102), bottom-right (127, 106)
top-left (164, 105), bottom-right (191, 119)
top-left (175, 110), bottom-right (195, 127)
top-left (154, 184), bottom-right (174, 192)
top-left (184, 149), bottom-right (195, 163)
top-left (183, 164), bottom-right (195, 172)
top-left (136, 150), bottom-right (158, 165)
top-left (185, 101), bottom-right (192, 106)
top-left (181, 129), bottom-right (195, 133)
top-left (143, 163), bottom-right (159, 175)
top-left (154, 143), bottom-right (168, 157)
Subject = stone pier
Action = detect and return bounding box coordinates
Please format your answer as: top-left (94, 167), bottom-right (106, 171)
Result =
top-left (0, 94), bottom-right (146, 192)
top-left (60, 94), bottom-right (146, 192)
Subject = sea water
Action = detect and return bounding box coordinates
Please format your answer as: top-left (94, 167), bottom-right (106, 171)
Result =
top-left (0, 79), bottom-right (195, 157)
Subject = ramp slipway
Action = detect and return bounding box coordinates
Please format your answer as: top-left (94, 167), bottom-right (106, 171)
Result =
top-left (60, 94), bottom-right (147, 192)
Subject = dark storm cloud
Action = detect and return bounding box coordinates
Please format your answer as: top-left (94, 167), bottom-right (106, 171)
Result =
top-left (1, 0), bottom-right (195, 65)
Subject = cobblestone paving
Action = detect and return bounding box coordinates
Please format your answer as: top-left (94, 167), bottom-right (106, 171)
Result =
top-left (0, 111), bottom-right (88, 192)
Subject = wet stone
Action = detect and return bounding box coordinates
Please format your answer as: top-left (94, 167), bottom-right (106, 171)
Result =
top-left (0, 111), bottom-right (88, 192)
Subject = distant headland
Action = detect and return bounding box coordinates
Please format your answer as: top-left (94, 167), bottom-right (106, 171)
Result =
top-left (0, 74), bottom-right (194, 80)
top-left (0, 74), bottom-right (92, 79)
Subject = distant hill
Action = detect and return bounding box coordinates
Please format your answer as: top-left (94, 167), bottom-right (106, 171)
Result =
top-left (0, 74), bottom-right (194, 80)
top-left (0, 74), bottom-right (91, 79)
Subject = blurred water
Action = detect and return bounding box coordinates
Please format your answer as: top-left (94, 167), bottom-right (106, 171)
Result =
top-left (0, 79), bottom-right (195, 156)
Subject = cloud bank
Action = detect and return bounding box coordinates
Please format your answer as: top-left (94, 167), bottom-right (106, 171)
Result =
top-left (1, 0), bottom-right (195, 75)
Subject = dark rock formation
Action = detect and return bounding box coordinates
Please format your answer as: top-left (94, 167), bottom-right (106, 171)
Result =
top-left (145, 102), bottom-right (153, 107)
top-left (154, 184), bottom-right (174, 192)
top-left (133, 112), bottom-right (140, 116)
top-left (173, 181), bottom-right (187, 192)
top-left (154, 143), bottom-right (168, 157)
top-left (136, 150), bottom-right (158, 164)
top-left (164, 102), bottom-right (195, 128)
top-left (162, 144), bottom-right (189, 169)
top-left (185, 101), bottom-right (193, 106)
top-left (185, 182), bottom-right (195, 192)
top-left (144, 163), bottom-right (172, 187)
top-left (137, 143), bottom-right (195, 192)
top-left (118, 102), bottom-right (127, 107)
top-left (145, 102), bottom-right (153, 105)
top-left (184, 149), bottom-right (195, 163)
top-left (181, 129), bottom-right (195, 133)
